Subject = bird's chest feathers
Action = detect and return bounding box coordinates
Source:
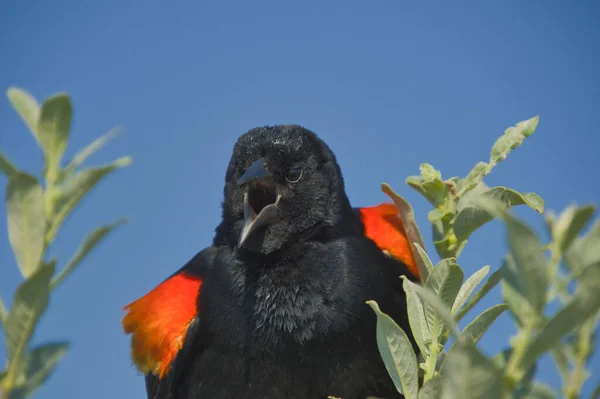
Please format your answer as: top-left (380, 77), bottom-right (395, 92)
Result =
top-left (245, 262), bottom-right (329, 344)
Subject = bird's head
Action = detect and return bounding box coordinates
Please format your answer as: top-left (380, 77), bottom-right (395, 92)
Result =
top-left (216, 125), bottom-right (354, 254)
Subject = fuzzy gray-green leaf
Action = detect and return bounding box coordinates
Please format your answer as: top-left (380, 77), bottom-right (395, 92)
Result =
top-left (367, 301), bottom-right (419, 399)
top-left (48, 157), bottom-right (131, 241)
top-left (51, 218), bottom-right (127, 290)
top-left (4, 263), bottom-right (54, 388)
top-left (489, 116), bottom-right (539, 167)
top-left (520, 263), bottom-right (600, 372)
top-left (402, 277), bottom-right (431, 357)
top-left (418, 375), bottom-right (442, 399)
top-left (424, 260), bottom-right (463, 337)
top-left (564, 219), bottom-right (600, 276)
top-left (454, 186), bottom-right (544, 242)
top-left (441, 343), bottom-right (502, 399)
top-left (17, 342), bottom-right (69, 397)
top-left (6, 172), bottom-right (46, 278)
top-left (457, 304), bottom-right (507, 345)
top-left (451, 265), bottom-right (489, 315)
top-left (0, 153), bottom-right (18, 178)
top-left (63, 126), bottom-right (121, 177)
top-left (37, 93), bottom-right (72, 176)
top-left (506, 215), bottom-right (548, 313)
top-left (7, 87), bottom-right (40, 143)
top-left (405, 278), bottom-right (460, 338)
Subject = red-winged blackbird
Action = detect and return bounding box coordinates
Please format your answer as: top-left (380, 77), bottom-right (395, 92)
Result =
top-left (122, 125), bottom-right (420, 399)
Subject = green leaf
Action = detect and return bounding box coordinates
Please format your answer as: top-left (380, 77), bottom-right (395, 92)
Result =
top-left (382, 183), bottom-right (430, 281)
top-left (7, 87), bottom-right (40, 143)
top-left (404, 277), bottom-right (460, 338)
top-left (441, 343), bottom-right (502, 399)
top-left (406, 164), bottom-right (448, 208)
top-left (63, 126), bottom-right (121, 177)
top-left (520, 264), bottom-right (600, 372)
top-left (51, 217), bottom-right (127, 290)
top-left (6, 172), bottom-right (46, 278)
top-left (367, 301), bottom-right (419, 399)
top-left (0, 297), bottom-right (7, 325)
top-left (37, 93), bottom-right (72, 179)
top-left (551, 204), bottom-right (596, 252)
top-left (455, 267), bottom-right (502, 322)
top-left (526, 383), bottom-right (557, 399)
top-left (564, 219), bottom-right (600, 276)
top-left (16, 342), bottom-right (69, 397)
top-left (4, 263), bottom-right (54, 389)
top-left (418, 375), bottom-right (442, 399)
top-left (501, 255), bottom-right (538, 327)
top-left (424, 260), bottom-right (463, 337)
top-left (0, 153), bottom-right (18, 178)
top-left (402, 277), bottom-right (431, 357)
top-left (451, 265), bottom-right (490, 315)
top-left (457, 304), bottom-right (507, 345)
top-left (454, 186), bottom-right (544, 242)
top-left (493, 348), bottom-right (537, 398)
top-left (505, 213), bottom-right (549, 314)
top-left (456, 161), bottom-right (489, 198)
top-left (47, 156), bottom-right (132, 241)
top-left (489, 115), bottom-right (539, 167)
top-left (413, 242), bottom-right (434, 274)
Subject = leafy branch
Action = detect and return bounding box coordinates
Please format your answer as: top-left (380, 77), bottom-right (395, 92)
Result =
top-left (0, 87), bottom-right (131, 398)
top-left (365, 116), bottom-right (599, 399)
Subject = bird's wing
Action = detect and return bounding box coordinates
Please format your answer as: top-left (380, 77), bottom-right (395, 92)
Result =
top-left (355, 202), bottom-right (421, 281)
top-left (121, 246), bottom-right (217, 399)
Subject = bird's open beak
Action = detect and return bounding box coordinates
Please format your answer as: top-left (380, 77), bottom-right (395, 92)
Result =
top-left (237, 158), bottom-right (281, 247)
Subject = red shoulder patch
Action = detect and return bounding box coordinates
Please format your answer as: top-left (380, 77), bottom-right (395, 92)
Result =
top-left (122, 272), bottom-right (202, 378)
top-left (359, 203), bottom-right (420, 280)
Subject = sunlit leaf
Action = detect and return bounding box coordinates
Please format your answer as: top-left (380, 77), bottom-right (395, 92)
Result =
top-left (62, 126), bottom-right (121, 178)
top-left (406, 164), bottom-right (448, 208)
top-left (526, 383), bottom-right (557, 399)
top-left (551, 204), bottom-right (596, 253)
top-left (37, 93), bottom-right (72, 180)
top-left (489, 116), bottom-right (539, 167)
top-left (0, 296), bottom-right (7, 326)
top-left (505, 212), bottom-right (548, 313)
top-left (47, 157), bottom-right (131, 241)
top-left (564, 219), bottom-right (600, 276)
top-left (51, 218), bottom-right (127, 290)
top-left (424, 260), bottom-right (463, 337)
top-left (402, 277), bottom-right (431, 357)
top-left (456, 304), bottom-right (507, 345)
top-left (404, 277), bottom-right (460, 338)
top-left (454, 186), bottom-right (544, 242)
top-left (4, 263), bottom-right (54, 389)
top-left (451, 265), bottom-right (490, 315)
top-left (0, 153), bottom-right (18, 178)
top-left (367, 301), bottom-right (419, 399)
top-left (7, 87), bottom-right (40, 143)
top-left (16, 342), bottom-right (69, 397)
top-left (441, 342), bottom-right (502, 399)
top-left (6, 172), bottom-right (46, 278)
top-left (455, 267), bottom-right (502, 323)
top-left (520, 263), bottom-right (600, 372)
top-left (382, 183), bottom-right (429, 281)
top-left (418, 375), bottom-right (442, 399)
top-left (456, 161), bottom-right (489, 198)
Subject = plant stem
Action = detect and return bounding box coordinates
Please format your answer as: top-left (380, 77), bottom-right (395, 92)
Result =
top-left (423, 339), bottom-right (440, 383)
top-left (565, 318), bottom-right (595, 399)
top-left (505, 326), bottom-right (533, 389)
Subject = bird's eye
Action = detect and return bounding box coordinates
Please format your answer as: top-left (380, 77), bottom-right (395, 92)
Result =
top-left (286, 167), bottom-right (303, 183)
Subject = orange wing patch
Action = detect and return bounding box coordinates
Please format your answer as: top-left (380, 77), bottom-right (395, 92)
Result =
top-left (359, 203), bottom-right (420, 280)
top-left (122, 273), bottom-right (202, 379)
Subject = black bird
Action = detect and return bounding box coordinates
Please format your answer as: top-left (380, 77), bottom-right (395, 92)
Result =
top-left (122, 125), bottom-right (419, 399)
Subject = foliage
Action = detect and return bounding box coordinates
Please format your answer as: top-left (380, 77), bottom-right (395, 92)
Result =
top-left (368, 116), bottom-right (600, 399)
top-left (0, 87), bottom-right (130, 398)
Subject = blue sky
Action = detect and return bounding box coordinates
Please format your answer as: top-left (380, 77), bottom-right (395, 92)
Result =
top-left (1, 1), bottom-right (599, 398)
